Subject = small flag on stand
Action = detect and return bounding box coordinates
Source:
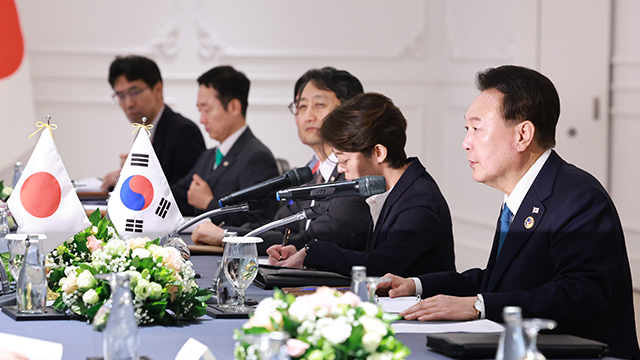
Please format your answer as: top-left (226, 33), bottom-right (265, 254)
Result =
top-left (7, 120), bottom-right (91, 253)
top-left (107, 122), bottom-right (184, 240)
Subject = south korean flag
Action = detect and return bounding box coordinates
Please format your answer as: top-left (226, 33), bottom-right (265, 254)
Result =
top-left (107, 128), bottom-right (184, 240)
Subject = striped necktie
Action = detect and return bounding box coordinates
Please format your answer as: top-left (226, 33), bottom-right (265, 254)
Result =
top-left (214, 148), bottom-right (223, 169)
top-left (497, 204), bottom-right (512, 255)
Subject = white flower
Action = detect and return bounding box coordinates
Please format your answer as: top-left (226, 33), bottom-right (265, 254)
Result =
top-left (82, 289), bottom-right (99, 304)
top-left (131, 248), bottom-right (151, 259)
top-left (319, 317), bottom-right (352, 345)
top-left (359, 315), bottom-right (388, 337)
top-left (366, 352), bottom-right (393, 360)
top-left (104, 239), bottom-right (126, 256)
top-left (361, 302), bottom-right (380, 317)
top-left (77, 270), bottom-right (96, 291)
top-left (288, 297), bottom-right (315, 322)
top-left (2, 186), bottom-right (13, 198)
top-left (91, 226), bottom-right (99, 234)
top-left (362, 332), bottom-right (383, 353)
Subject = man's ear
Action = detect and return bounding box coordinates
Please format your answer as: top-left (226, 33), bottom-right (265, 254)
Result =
top-left (516, 120), bottom-right (536, 152)
top-left (373, 144), bottom-right (388, 164)
top-left (226, 98), bottom-right (242, 116)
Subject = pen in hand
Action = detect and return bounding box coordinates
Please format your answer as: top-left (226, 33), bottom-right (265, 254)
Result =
top-left (280, 228), bottom-right (291, 260)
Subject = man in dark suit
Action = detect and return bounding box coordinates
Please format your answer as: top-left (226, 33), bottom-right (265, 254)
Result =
top-left (191, 67), bottom-right (371, 254)
top-left (101, 55), bottom-right (205, 190)
top-left (171, 66), bottom-right (280, 226)
top-left (377, 65), bottom-right (640, 359)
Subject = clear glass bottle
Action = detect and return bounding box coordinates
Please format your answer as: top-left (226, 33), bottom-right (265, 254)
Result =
top-left (16, 235), bottom-right (47, 314)
top-left (496, 306), bottom-right (526, 360)
top-left (350, 266), bottom-right (368, 301)
top-left (0, 209), bottom-right (9, 293)
top-left (12, 162), bottom-right (23, 187)
top-left (102, 273), bottom-right (139, 360)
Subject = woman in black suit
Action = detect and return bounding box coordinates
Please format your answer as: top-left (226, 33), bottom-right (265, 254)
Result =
top-left (267, 93), bottom-right (456, 277)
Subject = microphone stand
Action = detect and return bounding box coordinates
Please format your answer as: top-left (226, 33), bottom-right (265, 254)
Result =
top-left (165, 203), bottom-right (252, 259)
top-left (245, 204), bottom-right (328, 237)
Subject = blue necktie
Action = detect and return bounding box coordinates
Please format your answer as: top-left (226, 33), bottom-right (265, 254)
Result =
top-left (497, 204), bottom-right (512, 255)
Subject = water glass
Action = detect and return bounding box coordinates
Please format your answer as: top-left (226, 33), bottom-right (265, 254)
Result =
top-left (222, 237), bottom-right (262, 312)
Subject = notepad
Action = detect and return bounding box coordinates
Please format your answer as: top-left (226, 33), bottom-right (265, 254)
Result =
top-left (376, 296), bottom-right (421, 313)
top-left (392, 319), bottom-right (504, 334)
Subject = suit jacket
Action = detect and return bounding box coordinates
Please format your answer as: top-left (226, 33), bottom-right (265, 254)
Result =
top-left (418, 151), bottom-right (639, 360)
top-left (304, 158), bottom-right (456, 277)
top-left (171, 127), bottom-right (280, 226)
top-left (153, 106), bottom-right (205, 186)
top-left (226, 164), bottom-right (371, 255)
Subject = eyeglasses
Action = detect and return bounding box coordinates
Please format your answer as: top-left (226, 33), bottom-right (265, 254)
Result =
top-left (287, 101), bottom-right (299, 115)
top-left (112, 86), bottom-right (149, 103)
top-left (287, 99), bottom-right (328, 115)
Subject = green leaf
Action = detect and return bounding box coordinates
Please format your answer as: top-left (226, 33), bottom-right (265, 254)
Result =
top-left (139, 257), bottom-right (154, 269)
top-left (243, 327), bottom-right (270, 335)
top-left (85, 302), bottom-right (103, 320)
top-left (79, 263), bottom-right (96, 275)
top-left (89, 209), bottom-right (101, 226)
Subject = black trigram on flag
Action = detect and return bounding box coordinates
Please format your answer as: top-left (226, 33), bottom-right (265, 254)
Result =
top-left (155, 198), bottom-right (171, 219)
top-left (125, 219), bottom-right (144, 233)
top-left (131, 153), bottom-right (149, 167)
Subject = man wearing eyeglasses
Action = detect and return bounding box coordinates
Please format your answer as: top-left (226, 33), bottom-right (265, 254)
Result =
top-left (101, 55), bottom-right (205, 191)
top-left (192, 67), bottom-right (371, 254)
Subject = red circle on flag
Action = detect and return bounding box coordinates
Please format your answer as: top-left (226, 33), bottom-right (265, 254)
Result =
top-left (20, 172), bottom-right (62, 218)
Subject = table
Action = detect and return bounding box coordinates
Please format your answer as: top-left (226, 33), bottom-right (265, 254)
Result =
top-left (0, 254), bottom-right (444, 360)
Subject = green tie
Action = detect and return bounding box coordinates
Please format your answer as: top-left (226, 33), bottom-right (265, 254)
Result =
top-left (214, 148), bottom-right (224, 169)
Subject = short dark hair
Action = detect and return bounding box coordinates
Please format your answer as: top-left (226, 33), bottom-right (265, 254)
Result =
top-left (197, 65), bottom-right (250, 118)
top-left (294, 67), bottom-right (364, 103)
top-left (476, 65), bottom-right (560, 149)
top-left (108, 55), bottom-right (162, 89)
top-left (319, 93), bottom-right (407, 169)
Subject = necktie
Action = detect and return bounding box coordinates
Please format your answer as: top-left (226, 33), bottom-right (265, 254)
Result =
top-left (214, 148), bottom-right (223, 169)
top-left (497, 204), bottom-right (512, 255)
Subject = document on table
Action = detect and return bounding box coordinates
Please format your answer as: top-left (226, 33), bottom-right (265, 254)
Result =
top-left (392, 319), bottom-right (504, 334)
top-left (0, 332), bottom-right (63, 360)
top-left (376, 296), bottom-right (421, 313)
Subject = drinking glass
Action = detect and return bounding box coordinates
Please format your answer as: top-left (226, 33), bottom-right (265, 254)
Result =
top-left (7, 238), bottom-right (26, 281)
top-left (518, 318), bottom-right (557, 360)
top-left (222, 236), bottom-right (262, 312)
top-left (241, 331), bottom-right (290, 360)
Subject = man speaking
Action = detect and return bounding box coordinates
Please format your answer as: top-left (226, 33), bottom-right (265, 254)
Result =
top-left (377, 65), bottom-right (640, 359)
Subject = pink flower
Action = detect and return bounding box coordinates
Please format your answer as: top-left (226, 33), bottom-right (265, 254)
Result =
top-left (86, 235), bottom-right (103, 253)
top-left (162, 247), bottom-right (182, 272)
top-left (62, 273), bottom-right (78, 294)
top-left (286, 339), bottom-right (310, 358)
top-left (339, 291), bottom-right (362, 307)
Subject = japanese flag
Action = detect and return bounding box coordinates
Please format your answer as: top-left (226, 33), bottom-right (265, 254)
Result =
top-left (107, 129), bottom-right (184, 240)
top-left (7, 128), bottom-right (91, 253)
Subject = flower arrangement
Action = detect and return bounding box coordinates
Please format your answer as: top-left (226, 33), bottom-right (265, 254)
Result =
top-left (234, 287), bottom-right (410, 360)
top-left (46, 210), bottom-right (211, 326)
top-left (0, 180), bottom-right (16, 229)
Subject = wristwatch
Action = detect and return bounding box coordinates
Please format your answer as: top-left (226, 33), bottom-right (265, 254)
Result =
top-left (474, 295), bottom-right (484, 319)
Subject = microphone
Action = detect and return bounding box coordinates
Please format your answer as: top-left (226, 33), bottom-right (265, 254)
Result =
top-left (244, 204), bottom-right (328, 237)
top-left (276, 175), bottom-right (386, 202)
top-left (218, 167), bottom-right (314, 207)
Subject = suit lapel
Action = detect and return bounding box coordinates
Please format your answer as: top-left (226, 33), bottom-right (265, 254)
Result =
top-left (483, 151), bottom-right (562, 292)
top-left (151, 106), bottom-right (171, 154)
top-left (369, 158), bottom-right (423, 250)
top-left (206, 127), bottom-right (252, 189)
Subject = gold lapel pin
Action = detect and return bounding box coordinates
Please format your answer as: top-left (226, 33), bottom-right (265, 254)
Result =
top-left (524, 216), bottom-right (535, 229)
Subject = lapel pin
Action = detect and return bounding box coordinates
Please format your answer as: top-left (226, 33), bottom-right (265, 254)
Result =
top-left (524, 216), bottom-right (535, 229)
top-left (222, 161), bottom-right (229, 167)
top-left (532, 207), bottom-right (539, 214)
top-left (330, 176), bottom-right (335, 182)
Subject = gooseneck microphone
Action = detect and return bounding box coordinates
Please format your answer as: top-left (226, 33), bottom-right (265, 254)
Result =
top-left (276, 175), bottom-right (386, 202)
top-left (218, 167), bottom-right (314, 207)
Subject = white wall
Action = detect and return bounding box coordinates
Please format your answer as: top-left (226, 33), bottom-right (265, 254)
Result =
top-left (7, 0), bottom-right (640, 287)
